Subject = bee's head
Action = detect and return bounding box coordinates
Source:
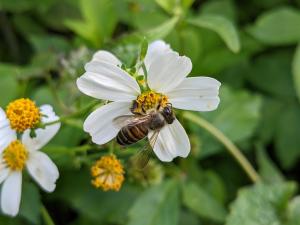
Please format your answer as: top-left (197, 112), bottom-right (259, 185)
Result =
top-left (161, 103), bottom-right (175, 124)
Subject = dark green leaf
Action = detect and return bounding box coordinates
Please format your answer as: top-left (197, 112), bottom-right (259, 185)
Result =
top-left (286, 196), bottom-right (300, 225)
top-left (245, 50), bottom-right (296, 98)
top-left (256, 143), bottom-right (284, 184)
top-left (19, 182), bottom-right (41, 225)
top-left (128, 179), bottom-right (180, 225)
top-left (187, 14), bottom-right (240, 52)
top-left (275, 104), bottom-right (300, 169)
top-left (139, 38), bottom-right (148, 61)
top-left (0, 65), bottom-right (19, 106)
top-left (226, 182), bottom-right (297, 225)
top-left (65, 0), bottom-right (118, 47)
top-left (292, 43), bottom-right (300, 102)
top-left (182, 182), bottom-right (227, 222)
top-left (248, 7), bottom-right (300, 45)
top-left (54, 170), bottom-right (139, 224)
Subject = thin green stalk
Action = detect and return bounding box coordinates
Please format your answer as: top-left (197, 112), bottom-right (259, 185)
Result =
top-left (41, 204), bottom-right (55, 225)
top-left (45, 73), bottom-right (69, 113)
top-left (109, 141), bottom-right (115, 154)
top-left (183, 112), bottom-right (261, 183)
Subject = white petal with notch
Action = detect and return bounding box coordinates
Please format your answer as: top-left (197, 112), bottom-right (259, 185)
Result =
top-left (77, 61), bottom-right (140, 101)
top-left (92, 50), bottom-right (122, 66)
top-left (167, 77), bottom-right (221, 111)
top-left (151, 119), bottom-right (190, 162)
top-left (147, 52), bottom-right (192, 93)
top-left (26, 151), bottom-right (59, 192)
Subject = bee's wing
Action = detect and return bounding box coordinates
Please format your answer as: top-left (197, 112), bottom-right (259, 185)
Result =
top-left (113, 114), bottom-right (152, 129)
top-left (133, 131), bottom-right (160, 170)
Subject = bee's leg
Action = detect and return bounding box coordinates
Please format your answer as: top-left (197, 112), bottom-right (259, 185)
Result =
top-left (157, 97), bottom-right (162, 110)
top-left (130, 100), bottom-right (138, 113)
top-left (142, 107), bottom-right (146, 114)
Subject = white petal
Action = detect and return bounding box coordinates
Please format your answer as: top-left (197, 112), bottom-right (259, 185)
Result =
top-left (151, 119), bottom-right (190, 162)
top-left (147, 52), bottom-right (192, 93)
top-left (167, 77), bottom-right (221, 111)
top-left (1, 171), bottom-right (22, 217)
top-left (0, 108), bottom-right (17, 154)
top-left (144, 40), bottom-right (172, 69)
top-left (77, 61), bottom-right (140, 101)
top-left (0, 163), bottom-right (9, 184)
top-left (22, 105), bottom-right (60, 151)
top-left (84, 102), bottom-right (131, 145)
top-left (26, 151), bottom-right (59, 192)
top-left (92, 50), bottom-right (121, 66)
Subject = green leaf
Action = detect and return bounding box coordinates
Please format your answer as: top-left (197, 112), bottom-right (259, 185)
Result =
top-left (245, 50), bottom-right (296, 98)
top-left (139, 38), bottom-right (148, 61)
top-left (256, 143), bottom-right (284, 184)
top-left (155, 0), bottom-right (194, 15)
top-left (182, 182), bottom-right (226, 222)
top-left (0, 0), bottom-right (39, 12)
top-left (65, 0), bottom-right (117, 47)
top-left (248, 7), bottom-right (300, 45)
top-left (54, 170), bottom-right (139, 224)
top-left (200, 0), bottom-right (236, 21)
top-left (286, 196), bottom-right (300, 225)
top-left (117, 17), bottom-right (179, 45)
top-left (145, 17), bottom-right (179, 41)
top-left (187, 14), bottom-right (240, 53)
top-left (0, 65), bottom-right (19, 106)
top-left (166, 27), bottom-right (202, 62)
top-left (0, 216), bottom-right (24, 225)
top-left (128, 179), bottom-right (180, 225)
top-left (275, 104), bottom-right (300, 169)
top-left (155, 0), bottom-right (179, 14)
top-left (19, 182), bottom-right (41, 225)
top-left (29, 35), bottom-right (71, 53)
top-left (255, 98), bottom-right (284, 144)
top-left (292, 43), bottom-right (300, 102)
top-left (226, 182), bottom-right (298, 225)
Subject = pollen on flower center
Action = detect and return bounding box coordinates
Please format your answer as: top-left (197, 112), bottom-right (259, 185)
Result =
top-left (133, 90), bottom-right (168, 114)
top-left (6, 98), bottom-right (41, 132)
top-left (3, 140), bottom-right (28, 171)
top-left (91, 155), bottom-right (125, 191)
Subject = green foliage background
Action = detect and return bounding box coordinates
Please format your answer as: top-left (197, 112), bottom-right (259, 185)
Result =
top-left (0, 0), bottom-right (300, 224)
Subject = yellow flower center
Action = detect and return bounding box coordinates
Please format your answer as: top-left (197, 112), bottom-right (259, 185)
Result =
top-left (91, 155), bottom-right (125, 191)
top-left (133, 91), bottom-right (169, 114)
top-left (6, 98), bottom-right (41, 132)
top-left (3, 140), bottom-right (28, 171)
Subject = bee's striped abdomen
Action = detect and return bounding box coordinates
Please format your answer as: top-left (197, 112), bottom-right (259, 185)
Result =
top-left (116, 124), bottom-right (148, 146)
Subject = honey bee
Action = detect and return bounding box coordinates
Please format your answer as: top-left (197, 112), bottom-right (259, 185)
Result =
top-left (113, 101), bottom-right (175, 168)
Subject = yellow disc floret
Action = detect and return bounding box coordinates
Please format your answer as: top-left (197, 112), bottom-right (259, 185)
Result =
top-left (133, 90), bottom-right (168, 114)
top-left (6, 98), bottom-right (41, 132)
top-left (3, 140), bottom-right (28, 171)
top-left (91, 155), bottom-right (125, 191)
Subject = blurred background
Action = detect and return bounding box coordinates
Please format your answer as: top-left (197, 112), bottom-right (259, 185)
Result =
top-left (0, 0), bottom-right (300, 224)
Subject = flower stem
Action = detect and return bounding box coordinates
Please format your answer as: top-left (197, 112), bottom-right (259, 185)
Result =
top-left (183, 112), bottom-right (261, 183)
top-left (41, 204), bottom-right (55, 225)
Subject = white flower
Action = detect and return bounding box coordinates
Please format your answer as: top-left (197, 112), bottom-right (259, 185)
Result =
top-left (77, 40), bottom-right (221, 162)
top-left (0, 105), bottom-right (60, 217)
